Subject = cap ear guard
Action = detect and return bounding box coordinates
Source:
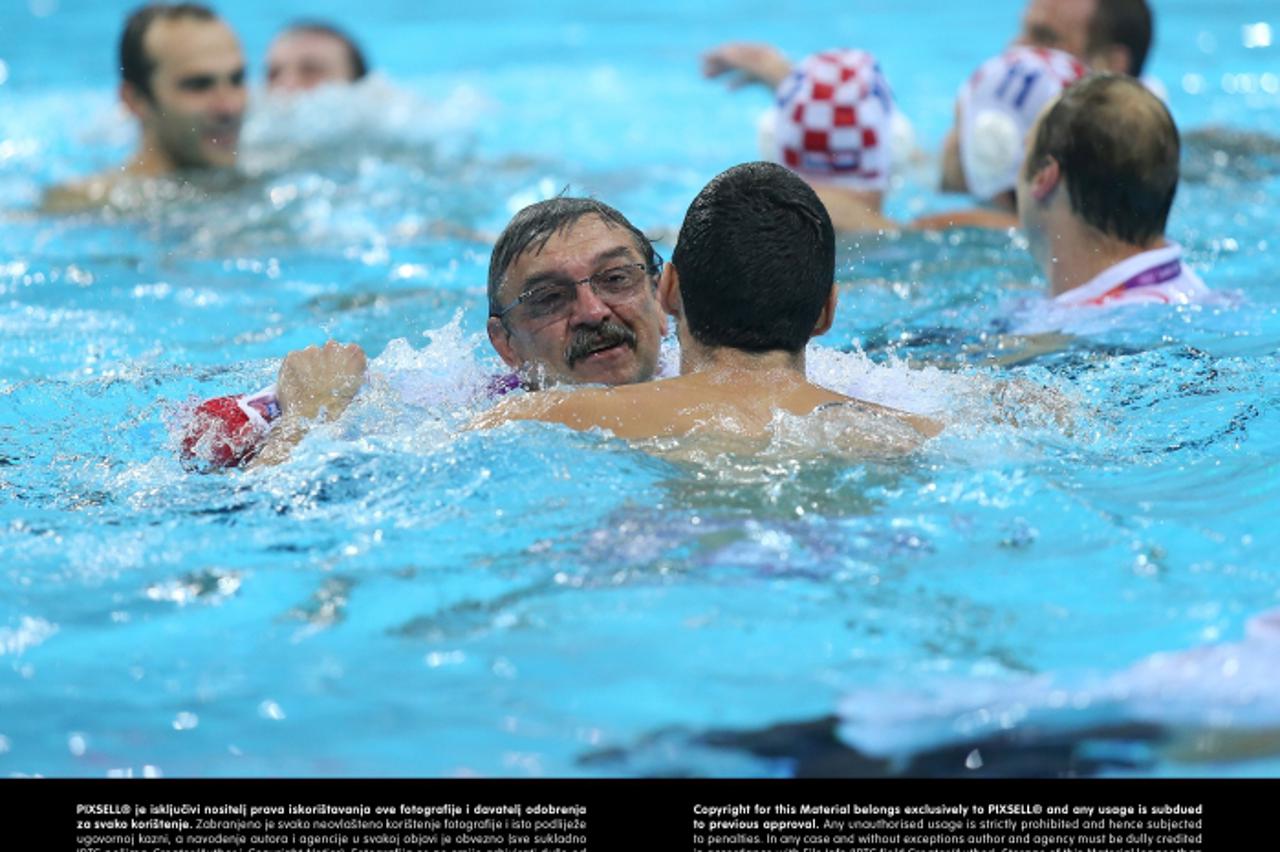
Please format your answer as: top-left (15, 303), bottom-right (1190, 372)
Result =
top-left (960, 109), bottom-right (1023, 200)
top-left (888, 109), bottom-right (916, 173)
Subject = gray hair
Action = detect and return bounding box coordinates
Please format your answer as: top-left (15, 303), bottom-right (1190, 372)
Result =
top-left (487, 197), bottom-right (659, 315)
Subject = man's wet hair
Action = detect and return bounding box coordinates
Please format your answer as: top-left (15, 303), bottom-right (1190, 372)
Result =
top-left (488, 197), bottom-right (660, 315)
top-left (282, 20), bottom-right (369, 81)
top-left (120, 3), bottom-right (217, 101)
top-left (1088, 0), bottom-right (1153, 77)
top-left (1026, 74), bottom-right (1178, 246)
top-left (672, 161), bottom-right (835, 355)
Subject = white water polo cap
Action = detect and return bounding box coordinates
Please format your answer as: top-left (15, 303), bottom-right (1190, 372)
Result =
top-left (957, 46), bottom-right (1088, 200)
top-left (770, 49), bottom-right (897, 192)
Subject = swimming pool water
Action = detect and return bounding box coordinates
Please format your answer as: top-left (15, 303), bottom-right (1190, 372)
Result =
top-left (1, 0), bottom-right (1279, 777)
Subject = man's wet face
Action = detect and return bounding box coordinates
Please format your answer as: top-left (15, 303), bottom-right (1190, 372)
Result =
top-left (266, 30), bottom-right (356, 93)
top-left (489, 215), bottom-right (665, 388)
top-left (1016, 0), bottom-right (1095, 59)
top-left (141, 18), bottom-right (246, 169)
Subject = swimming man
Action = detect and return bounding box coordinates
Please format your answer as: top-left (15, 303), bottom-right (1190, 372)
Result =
top-left (265, 20), bottom-right (369, 93)
top-left (189, 197), bottom-right (670, 467)
top-left (41, 3), bottom-right (246, 212)
top-left (1013, 74), bottom-right (1211, 331)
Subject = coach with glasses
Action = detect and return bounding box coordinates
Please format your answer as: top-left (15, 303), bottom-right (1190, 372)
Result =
top-left (245, 197), bottom-right (669, 466)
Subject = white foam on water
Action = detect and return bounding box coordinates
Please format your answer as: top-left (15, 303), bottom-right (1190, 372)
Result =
top-left (369, 312), bottom-right (496, 411)
top-left (240, 75), bottom-right (494, 173)
top-left (806, 345), bottom-right (962, 416)
top-left (0, 616), bottom-right (58, 656)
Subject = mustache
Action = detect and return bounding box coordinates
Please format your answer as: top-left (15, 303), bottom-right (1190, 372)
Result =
top-left (564, 320), bottom-right (636, 367)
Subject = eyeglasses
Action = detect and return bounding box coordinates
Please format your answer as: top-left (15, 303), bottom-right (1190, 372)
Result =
top-left (493, 258), bottom-right (661, 328)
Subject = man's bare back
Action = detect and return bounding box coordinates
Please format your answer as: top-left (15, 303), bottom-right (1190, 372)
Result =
top-left (473, 354), bottom-right (940, 454)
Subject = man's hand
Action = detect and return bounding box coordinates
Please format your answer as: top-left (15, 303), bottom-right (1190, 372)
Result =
top-left (276, 340), bottom-right (367, 422)
top-left (248, 341), bottom-right (367, 468)
top-left (701, 42), bottom-right (792, 89)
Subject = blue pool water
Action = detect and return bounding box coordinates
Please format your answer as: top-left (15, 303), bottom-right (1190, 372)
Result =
top-left (1, 0), bottom-right (1279, 777)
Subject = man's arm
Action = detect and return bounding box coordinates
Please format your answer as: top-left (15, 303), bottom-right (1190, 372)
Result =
top-left (466, 388), bottom-right (597, 432)
top-left (249, 341), bottom-right (367, 467)
top-left (702, 42), bottom-right (793, 89)
top-left (40, 179), bottom-right (112, 214)
top-left (908, 208), bottom-right (1019, 231)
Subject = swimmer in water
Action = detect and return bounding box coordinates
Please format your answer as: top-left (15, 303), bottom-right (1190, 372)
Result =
top-left (931, 0), bottom-right (1155, 221)
top-left (1013, 74), bottom-right (1211, 326)
top-left (758, 50), bottom-right (902, 233)
top-left (704, 1), bottom-right (1155, 230)
top-left (1014, 0), bottom-right (1153, 78)
top-left (41, 3), bottom-right (247, 213)
top-left (218, 197), bottom-right (669, 468)
top-left (472, 162), bottom-right (940, 449)
top-left (702, 46), bottom-right (907, 233)
top-left (265, 20), bottom-right (368, 94)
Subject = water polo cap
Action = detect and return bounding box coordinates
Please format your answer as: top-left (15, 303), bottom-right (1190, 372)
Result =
top-left (957, 46), bottom-right (1087, 201)
top-left (770, 49), bottom-right (897, 192)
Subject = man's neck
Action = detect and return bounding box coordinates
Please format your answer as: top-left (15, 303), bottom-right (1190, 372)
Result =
top-left (810, 183), bottom-right (895, 233)
top-left (125, 135), bottom-right (178, 177)
top-left (679, 341), bottom-right (807, 379)
top-left (1040, 217), bottom-right (1165, 298)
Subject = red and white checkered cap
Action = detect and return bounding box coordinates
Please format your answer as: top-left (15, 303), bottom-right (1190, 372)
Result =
top-left (770, 49), bottom-right (895, 192)
top-left (958, 46), bottom-right (1088, 200)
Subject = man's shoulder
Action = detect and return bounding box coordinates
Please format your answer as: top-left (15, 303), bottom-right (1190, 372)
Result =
top-left (468, 384), bottom-right (621, 430)
top-left (471, 378), bottom-right (688, 436)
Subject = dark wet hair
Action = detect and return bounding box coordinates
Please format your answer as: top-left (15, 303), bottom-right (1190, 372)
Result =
top-left (1026, 74), bottom-right (1178, 246)
top-left (119, 3), bottom-right (217, 100)
top-left (1088, 0), bottom-right (1153, 77)
top-left (282, 19), bottom-right (369, 81)
top-left (671, 161), bottom-right (835, 354)
top-left (487, 197), bottom-right (659, 314)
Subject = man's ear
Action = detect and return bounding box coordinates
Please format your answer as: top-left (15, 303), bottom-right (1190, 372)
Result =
top-left (811, 286), bottom-right (838, 338)
top-left (1029, 156), bottom-right (1061, 202)
top-left (658, 263), bottom-right (682, 319)
top-left (486, 316), bottom-right (523, 370)
top-left (120, 81), bottom-right (151, 121)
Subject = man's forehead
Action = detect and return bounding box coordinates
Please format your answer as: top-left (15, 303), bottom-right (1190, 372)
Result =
top-left (510, 216), bottom-right (640, 278)
top-left (147, 18), bottom-right (243, 75)
top-left (1021, 0), bottom-right (1094, 54)
top-left (270, 31), bottom-right (349, 63)
top-left (1023, 0), bottom-right (1095, 33)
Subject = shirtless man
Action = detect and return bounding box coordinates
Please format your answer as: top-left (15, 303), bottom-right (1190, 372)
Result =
top-left (473, 162), bottom-right (939, 448)
top-left (41, 3), bottom-right (246, 212)
top-left (265, 20), bottom-right (368, 93)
